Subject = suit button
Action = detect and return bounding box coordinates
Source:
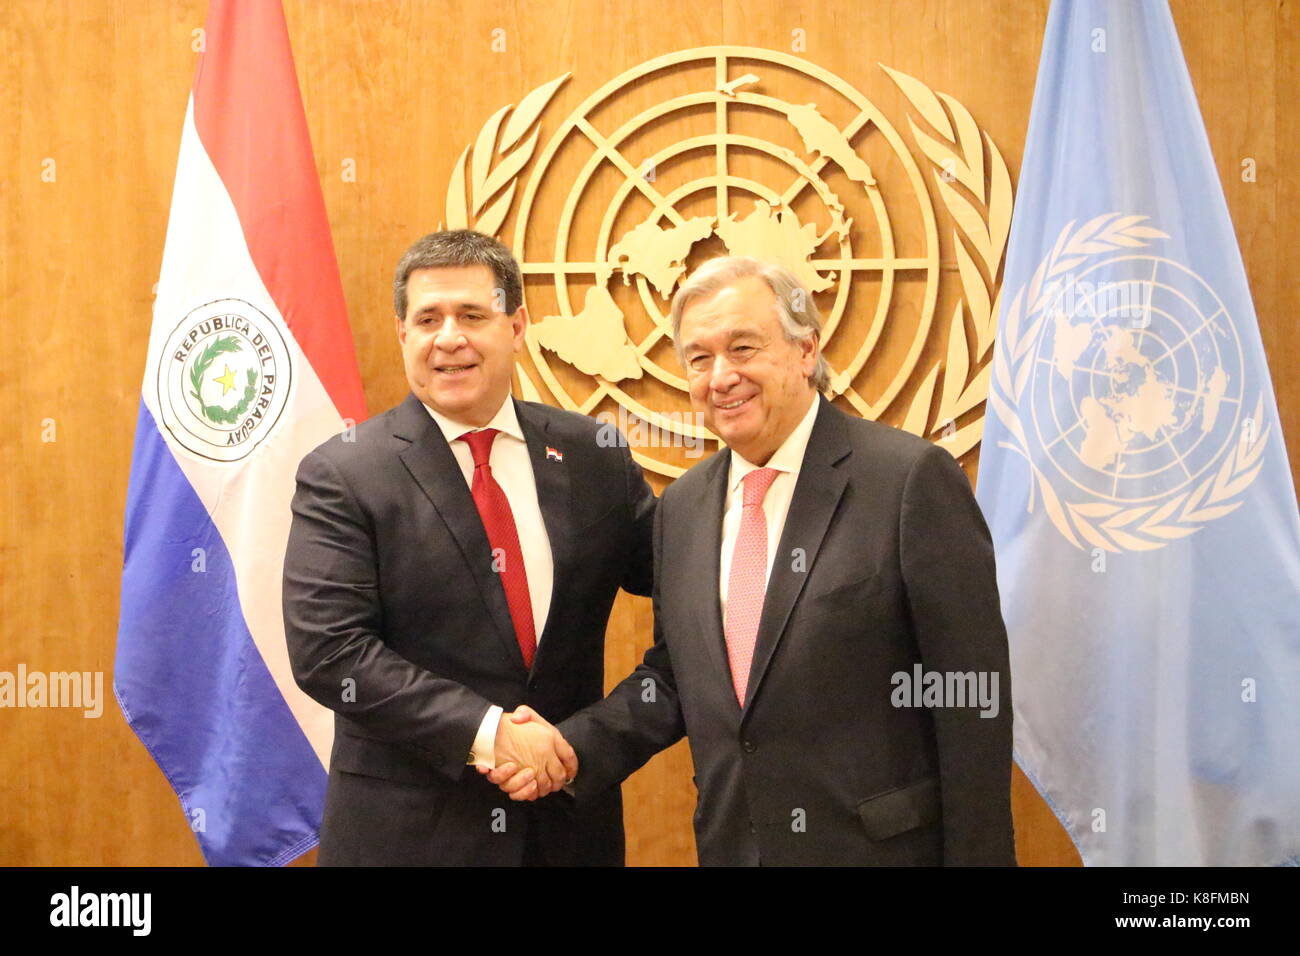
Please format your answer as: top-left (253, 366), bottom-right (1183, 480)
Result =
top-left (749, 822), bottom-right (757, 835)
top-left (742, 740), bottom-right (757, 753)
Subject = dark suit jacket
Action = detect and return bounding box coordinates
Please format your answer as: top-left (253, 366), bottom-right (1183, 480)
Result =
top-left (561, 396), bottom-right (1015, 865)
top-left (283, 392), bottom-right (655, 866)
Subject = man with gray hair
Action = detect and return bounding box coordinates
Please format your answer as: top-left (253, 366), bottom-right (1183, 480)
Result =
top-left (489, 255), bottom-right (1015, 865)
top-left (283, 229), bottom-right (654, 865)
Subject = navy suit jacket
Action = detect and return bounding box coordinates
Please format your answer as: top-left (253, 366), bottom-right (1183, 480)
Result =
top-left (283, 392), bottom-right (655, 865)
top-left (561, 396), bottom-right (1015, 865)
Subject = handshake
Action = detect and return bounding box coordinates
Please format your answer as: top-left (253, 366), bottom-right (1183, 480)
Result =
top-left (479, 705), bottom-right (576, 802)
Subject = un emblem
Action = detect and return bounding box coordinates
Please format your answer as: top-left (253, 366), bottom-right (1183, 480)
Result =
top-left (989, 214), bottom-right (1269, 552)
top-left (445, 46), bottom-right (1014, 476)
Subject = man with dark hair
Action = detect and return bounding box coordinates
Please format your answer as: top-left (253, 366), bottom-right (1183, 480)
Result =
top-left (283, 229), bottom-right (655, 865)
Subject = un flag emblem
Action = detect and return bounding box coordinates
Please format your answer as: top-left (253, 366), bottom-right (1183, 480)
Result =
top-left (989, 214), bottom-right (1268, 553)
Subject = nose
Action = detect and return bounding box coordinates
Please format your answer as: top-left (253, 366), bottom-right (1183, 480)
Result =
top-left (433, 317), bottom-right (467, 353)
top-left (707, 355), bottom-right (743, 395)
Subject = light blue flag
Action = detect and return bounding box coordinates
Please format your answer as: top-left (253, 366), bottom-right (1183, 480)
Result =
top-left (976, 0), bottom-right (1300, 865)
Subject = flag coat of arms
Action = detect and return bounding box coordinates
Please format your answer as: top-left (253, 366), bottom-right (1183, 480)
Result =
top-left (977, 0), bottom-right (1300, 865)
top-left (115, 0), bottom-right (366, 865)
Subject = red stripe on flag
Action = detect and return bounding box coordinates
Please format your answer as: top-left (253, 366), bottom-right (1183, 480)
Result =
top-left (192, 0), bottom-right (367, 425)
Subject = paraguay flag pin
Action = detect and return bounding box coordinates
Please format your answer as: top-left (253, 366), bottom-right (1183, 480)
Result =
top-left (545, 446), bottom-right (564, 462)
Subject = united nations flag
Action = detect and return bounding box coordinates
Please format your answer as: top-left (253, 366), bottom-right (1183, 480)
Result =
top-left (977, 0), bottom-right (1300, 865)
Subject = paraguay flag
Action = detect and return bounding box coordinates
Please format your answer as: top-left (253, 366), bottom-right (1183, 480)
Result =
top-left (114, 0), bottom-right (366, 866)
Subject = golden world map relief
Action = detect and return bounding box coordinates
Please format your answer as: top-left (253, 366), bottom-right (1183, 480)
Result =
top-left (444, 48), bottom-right (1013, 477)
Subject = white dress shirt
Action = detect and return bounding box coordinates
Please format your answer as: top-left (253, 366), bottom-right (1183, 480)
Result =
top-left (719, 394), bottom-right (821, 618)
top-left (422, 397), bottom-right (554, 769)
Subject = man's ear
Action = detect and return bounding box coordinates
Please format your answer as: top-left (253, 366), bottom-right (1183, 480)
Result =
top-left (800, 331), bottom-right (820, 376)
top-left (395, 313), bottom-right (406, 345)
top-left (510, 305), bottom-right (528, 351)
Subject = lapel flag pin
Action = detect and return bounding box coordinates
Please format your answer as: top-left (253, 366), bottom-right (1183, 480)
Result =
top-left (545, 446), bottom-right (564, 462)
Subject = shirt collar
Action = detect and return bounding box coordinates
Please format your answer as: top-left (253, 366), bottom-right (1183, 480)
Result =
top-left (421, 394), bottom-right (525, 445)
top-left (727, 392), bottom-right (821, 494)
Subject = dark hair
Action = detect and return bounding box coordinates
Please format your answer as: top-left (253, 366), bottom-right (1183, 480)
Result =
top-left (392, 229), bottom-right (524, 320)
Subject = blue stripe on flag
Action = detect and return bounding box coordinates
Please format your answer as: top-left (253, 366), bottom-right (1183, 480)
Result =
top-left (115, 401), bottom-right (326, 866)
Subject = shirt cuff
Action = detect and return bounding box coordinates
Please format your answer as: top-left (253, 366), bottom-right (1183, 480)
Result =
top-left (467, 705), bottom-right (504, 768)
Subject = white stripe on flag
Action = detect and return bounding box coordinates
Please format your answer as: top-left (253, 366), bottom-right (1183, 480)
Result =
top-left (146, 97), bottom-right (343, 768)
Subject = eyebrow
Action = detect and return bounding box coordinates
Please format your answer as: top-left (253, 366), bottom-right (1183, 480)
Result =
top-left (413, 301), bottom-right (491, 316)
top-left (684, 328), bottom-right (763, 352)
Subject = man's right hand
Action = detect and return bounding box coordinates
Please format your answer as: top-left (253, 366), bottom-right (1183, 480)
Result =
top-left (487, 705), bottom-right (577, 801)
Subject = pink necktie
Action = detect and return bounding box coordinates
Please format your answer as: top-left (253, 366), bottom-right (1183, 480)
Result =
top-left (460, 429), bottom-right (537, 669)
top-left (724, 467), bottom-right (780, 706)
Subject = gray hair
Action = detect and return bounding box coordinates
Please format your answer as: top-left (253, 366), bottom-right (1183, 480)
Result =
top-left (393, 229), bottom-right (524, 320)
top-left (668, 256), bottom-right (831, 393)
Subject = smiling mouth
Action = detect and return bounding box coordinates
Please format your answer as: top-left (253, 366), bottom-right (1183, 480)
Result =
top-left (715, 396), bottom-right (753, 411)
top-left (435, 364), bottom-right (476, 375)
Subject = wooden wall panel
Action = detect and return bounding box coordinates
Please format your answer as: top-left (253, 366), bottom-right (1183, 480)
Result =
top-left (0, 0), bottom-right (1291, 867)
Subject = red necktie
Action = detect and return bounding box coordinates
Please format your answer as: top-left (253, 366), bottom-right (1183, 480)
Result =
top-left (460, 429), bottom-right (537, 669)
top-left (724, 467), bottom-right (780, 706)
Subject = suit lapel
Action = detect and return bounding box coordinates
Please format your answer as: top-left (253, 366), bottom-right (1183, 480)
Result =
top-left (687, 449), bottom-right (736, 706)
top-left (392, 393), bottom-right (523, 671)
top-left (514, 400), bottom-right (573, 674)
top-left (742, 397), bottom-right (850, 718)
